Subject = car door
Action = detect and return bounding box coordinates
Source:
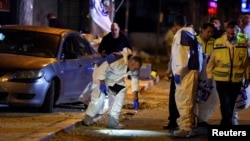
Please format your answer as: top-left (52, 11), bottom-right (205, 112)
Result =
top-left (56, 33), bottom-right (101, 104)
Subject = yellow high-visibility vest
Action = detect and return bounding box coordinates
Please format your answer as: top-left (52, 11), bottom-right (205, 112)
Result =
top-left (213, 35), bottom-right (248, 82)
top-left (197, 35), bottom-right (215, 55)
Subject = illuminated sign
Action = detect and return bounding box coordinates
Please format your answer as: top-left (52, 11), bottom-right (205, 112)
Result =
top-left (241, 0), bottom-right (250, 13)
top-left (208, 0), bottom-right (217, 15)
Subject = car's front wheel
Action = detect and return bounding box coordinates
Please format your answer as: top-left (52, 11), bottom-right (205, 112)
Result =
top-left (41, 80), bottom-right (55, 113)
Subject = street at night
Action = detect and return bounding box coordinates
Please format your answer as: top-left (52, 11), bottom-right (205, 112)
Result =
top-left (1, 0), bottom-right (250, 141)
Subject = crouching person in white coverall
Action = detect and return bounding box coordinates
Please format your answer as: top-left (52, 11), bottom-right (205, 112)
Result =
top-left (82, 48), bottom-right (142, 129)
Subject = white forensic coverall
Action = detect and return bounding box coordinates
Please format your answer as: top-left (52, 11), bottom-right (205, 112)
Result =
top-left (85, 48), bottom-right (140, 122)
top-left (171, 27), bottom-right (203, 131)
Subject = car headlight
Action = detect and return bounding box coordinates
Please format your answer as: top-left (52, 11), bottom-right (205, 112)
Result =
top-left (9, 70), bottom-right (43, 82)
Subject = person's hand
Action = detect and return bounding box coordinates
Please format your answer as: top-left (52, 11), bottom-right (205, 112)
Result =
top-left (133, 99), bottom-right (139, 111)
top-left (99, 84), bottom-right (106, 93)
top-left (174, 74), bottom-right (181, 84)
top-left (243, 79), bottom-right (250, 89)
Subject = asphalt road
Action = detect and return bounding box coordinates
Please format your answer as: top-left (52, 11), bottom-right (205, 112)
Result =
top-left (0, 104), bottom-right (86, 141)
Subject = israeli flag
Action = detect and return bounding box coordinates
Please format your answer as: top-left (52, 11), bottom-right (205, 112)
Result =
top-left (90, 0), bottom-right (112, 33)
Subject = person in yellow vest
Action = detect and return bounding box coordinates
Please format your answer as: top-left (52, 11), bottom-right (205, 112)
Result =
top-left (162, 21), bottom-right (180, 130)
top-left (206, 21), bottom-right (250, 126)
top-left (195, 23), bottom-right (219, 127)
top-left (232, 22), bottom-right (249, 125)
top-left (163, 23), bottom-right (178, 80)
top-left (197, 23), bottom-right (215, 55)
top-left (165, 24), bottom-right (178, 57)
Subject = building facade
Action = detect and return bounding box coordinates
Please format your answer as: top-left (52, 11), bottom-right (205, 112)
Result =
top-left (0, 0), bottom-right (245, 55)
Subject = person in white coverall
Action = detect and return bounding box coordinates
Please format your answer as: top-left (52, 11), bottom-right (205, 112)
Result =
top-left (82, 48), bottom-right (142, 129)
top-left (171, 14), bottom-right (203, 138)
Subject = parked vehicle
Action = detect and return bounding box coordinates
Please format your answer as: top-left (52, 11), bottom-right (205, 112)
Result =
top-left (0, 25), bottom-right (102, 113)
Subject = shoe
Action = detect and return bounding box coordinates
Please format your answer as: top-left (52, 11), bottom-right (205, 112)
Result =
top-left (107, 123), bottom-right (124, 129)
top-left (232, 112), bottom-right (239, 125)
top-left (106, 116), bottom-right (124, 129)
top-left (173, 129), bottom-right (193, 138)
top-left (163, 121), bottom-right (178, 130)
top-left (197, 121), bottom-right (210, 127)
top-left (82, 115), bottom-right (93, 126)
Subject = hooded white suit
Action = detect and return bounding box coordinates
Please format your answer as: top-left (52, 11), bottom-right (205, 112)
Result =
top-left (85, 48), bottom-right (139, 123)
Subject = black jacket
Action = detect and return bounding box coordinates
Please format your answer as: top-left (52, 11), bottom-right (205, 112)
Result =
top-left (98, 32), bottom-right (132, 56)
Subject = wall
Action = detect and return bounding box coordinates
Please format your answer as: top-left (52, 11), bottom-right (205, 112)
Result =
top-left (129, 32), bottom-right (166, 56)
top-left (33, 0), bottom-right (57, 26)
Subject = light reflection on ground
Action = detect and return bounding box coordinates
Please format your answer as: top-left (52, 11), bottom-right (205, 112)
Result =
top-left (96, 129), bottom-right (171, 137)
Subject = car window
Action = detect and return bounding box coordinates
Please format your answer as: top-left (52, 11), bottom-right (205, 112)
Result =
top-left (0, 30), bottom-right (60, 58)
top-left (62, 35), bottom-right (93, 59)
top-left (62, 37), bottom-right (78, 59)
top-left (75, 36), bottom-right (93, 55)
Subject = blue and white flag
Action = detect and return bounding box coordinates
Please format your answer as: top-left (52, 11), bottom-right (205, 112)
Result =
top-left (90, 0), bottom-right (112, 33)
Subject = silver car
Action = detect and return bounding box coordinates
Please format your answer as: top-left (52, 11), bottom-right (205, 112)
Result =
top-left (0, 25), bottom-right (102, 113)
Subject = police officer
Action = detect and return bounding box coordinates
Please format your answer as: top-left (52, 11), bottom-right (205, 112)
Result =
top-left (206, 21), bottom-right (249, 126)
top-left (195, 23), bottom-right (219, 127)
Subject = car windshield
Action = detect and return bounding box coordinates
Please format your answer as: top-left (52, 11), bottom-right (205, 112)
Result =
top-left (0, 29), bottom-right (60, 58)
